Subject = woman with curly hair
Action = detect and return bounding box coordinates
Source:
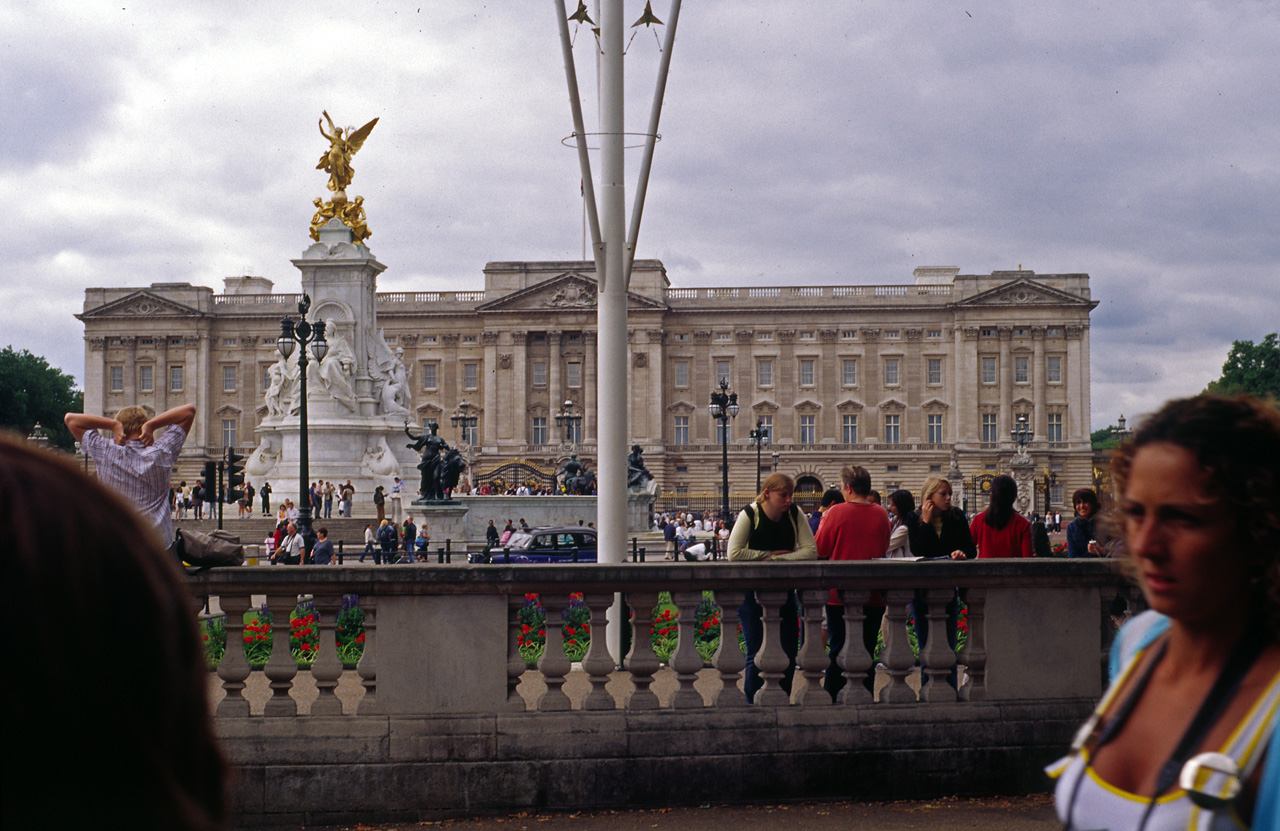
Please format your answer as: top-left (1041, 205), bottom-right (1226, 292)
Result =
top-left (1, 434), bottom-right (228, 829)
top-left (1051, 394), bottom-right (1280, 830)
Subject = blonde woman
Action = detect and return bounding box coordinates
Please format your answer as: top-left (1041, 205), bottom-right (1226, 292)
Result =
top-left (728, 472), bottom-right (817, 702)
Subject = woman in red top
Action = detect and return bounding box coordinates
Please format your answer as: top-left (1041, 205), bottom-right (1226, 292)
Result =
top-left (970, 474), bottom-right (1033, 558)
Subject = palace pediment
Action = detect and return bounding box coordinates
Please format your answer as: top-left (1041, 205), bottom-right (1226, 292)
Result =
top-left (955, 277), bottom-right (1092, 308)
top-left (476, 272), bottom-right (666, 313)
top-left (77, 290), bottom-right (202, 319)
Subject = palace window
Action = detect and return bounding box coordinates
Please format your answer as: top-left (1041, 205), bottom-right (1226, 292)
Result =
top-left (1048, 412), bottom-right (1064, 443)
top-left (842, 414), bottom-right (858, 444)
top-left (884, 414), bottom-right (901, 445)
top-left (799, 415), bottom-right (815, 445)
top-left (169, 365), bottom-right (184, 392)
top-left (421, 363), bottom-right (438, 390)
top-left (842, 359), bottom-right (857, 386)
top-left (981, 356), bottom-right (997, 384)
top-left (884, 358), bottom-right (900, 386)
top-left (799, 359), bottom-right (815, 387)
top-left (531, 417), bottom-right (548, 445)
top-left (1015, 355), bottom-right (1029, 384)
top-left (757, 359), bottom-right (772, 387)
top-left (566, 361), bottom-right (582, 388)
top-left (1047, 355), bottom-right (1063, 384)
top-left (716, 360), bottom-right (731, 386)
top-left (926, 329), bottom-right (942, 339)
top-left (927, 413), bottom-right (944, 444)
top-left (673, 416), bottom-right (689, 446)
top-left (139, 365), bottom-right (153, 393)
top-left (463, 363), bottom-right (479, 390)
top-left (532, 361), bottom-right (547, 387)
top-left (221, 419), bottom-right (237, 448)
top-left (981, 413), bottom-right (998, 443)
top-left (109, 366), bottom-right (123, 393)
top-left (673, 360), bottom-right (689, 388)
top-left (223, 365), bottom-right (236, 393)
top-left (927, 357), bottom-right (943, 385)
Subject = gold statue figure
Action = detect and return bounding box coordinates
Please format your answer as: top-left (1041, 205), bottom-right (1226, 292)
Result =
top-left (311, 111), bottom-right (378, 244)
top-left (316, 110), bottom-right (378, 197)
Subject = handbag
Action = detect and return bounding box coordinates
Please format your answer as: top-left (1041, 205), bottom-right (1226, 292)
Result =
top-left (175, 528), bottom-right (245, 568)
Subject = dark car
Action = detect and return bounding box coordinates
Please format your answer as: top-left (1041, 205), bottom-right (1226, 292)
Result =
top-left (470, 526), bottom-right (598, 564)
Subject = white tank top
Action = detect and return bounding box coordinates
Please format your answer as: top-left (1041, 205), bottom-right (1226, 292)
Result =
top-left (1049, 616), bottom-right (1280, 831)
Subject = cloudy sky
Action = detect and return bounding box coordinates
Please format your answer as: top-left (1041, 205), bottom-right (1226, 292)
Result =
top-left (4, 1), bottom-right (1277, 429)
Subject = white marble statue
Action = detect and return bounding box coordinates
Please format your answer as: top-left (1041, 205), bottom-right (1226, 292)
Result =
top-left (360, 435), bottom-right (399, 479)
top-left (369, 330), bottom-right (410, 416)
top-left (308, 319), bottom-right (357, 411)
top-left (246, 433), bottom-right (281, 478)
top-left (264, 359), bottom-right (289, 417)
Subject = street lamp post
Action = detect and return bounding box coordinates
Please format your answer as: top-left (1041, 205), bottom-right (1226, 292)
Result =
top-left (1042, 470), bottom-right (1058, 518)
top-left (748, 418), bottom-right (770, 493)
top-left (555, 399), bottom-right (582, 451)
top-left (1010, 412), bottom-right (1034, 453)
top-left (708, 378), bottom-right (739, 521)
top-left (277, 294), bottom-right (328, 556)
top-left (451, 402), bottom-right (479, 492)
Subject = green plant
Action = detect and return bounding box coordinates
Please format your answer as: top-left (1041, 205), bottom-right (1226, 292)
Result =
top-left (201, 615), bottom-right (226, 667)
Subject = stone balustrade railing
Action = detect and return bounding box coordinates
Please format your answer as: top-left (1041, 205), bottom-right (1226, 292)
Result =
top-left (188, 560), bottom-right (1133, 824)
top-left (190, 559), bottom-right (1132, 717)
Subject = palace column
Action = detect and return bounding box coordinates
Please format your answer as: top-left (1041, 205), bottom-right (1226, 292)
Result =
top-left (511, 330), bottom-right (528, 448)
top-left (999, 327), bottom-right (1013, 445)
top-left (1032, 327), bottom-right (1047, 441)
top-left (483, 330), bottom-right (499, 446)
top-left (549, 330), bottom-right (562, 414)
top-left (584, 330), bottom-right (597, 444)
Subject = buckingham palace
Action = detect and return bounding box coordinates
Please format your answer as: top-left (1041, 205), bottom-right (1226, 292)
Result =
top-left (78, 259), bottom-right (1096, 512)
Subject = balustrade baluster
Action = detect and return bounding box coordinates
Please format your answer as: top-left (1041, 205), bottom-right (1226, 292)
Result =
top-left (262, 594), bottom-right (299, 716)
top-left (710, 592), bottom-right (746, 707)
top-left (623, 592), bottom-right (662, 709)
top-left (309, 594), bottom-right (344, 716)
top-left (506, 595), bottom-right (529, 711)
top-left (536, 596), bottom-right (572, 711)
top-left (669, 591), bottom-right (706, 709)
top-left (580, 593), bottom-right (617, 710)
top-left (919, 588), bottom-right (957, 702)
top-left (794, 589), bottom-right (831, 706)
top-left (753, 590), bottom-right (792, 706)
top-left (879, 589), bottom-right (916, 703)
top-left (836, 590), bottom-right (873, 705)
top-left (356, 597), bottom-right (378, 715)
top-left (960, 588), bottom-right (986, 701)
top-left (215, 594), bottom-right (252, 717)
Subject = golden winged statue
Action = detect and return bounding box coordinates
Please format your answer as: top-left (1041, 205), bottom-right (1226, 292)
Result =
top-left (316, 110), bottom-right (378, 196)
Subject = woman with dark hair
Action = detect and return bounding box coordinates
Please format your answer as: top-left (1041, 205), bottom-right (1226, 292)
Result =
top-left (1066, 487), bottom-right (1105, 558)
top-left (1050, 395), bottom-right (1280, 830)
top-left (884, 489), bottom-right (915, 559)
top-left (969, 474), bottom-right (1033, 558)
top-left (1, 434), bottom-right (228, 829)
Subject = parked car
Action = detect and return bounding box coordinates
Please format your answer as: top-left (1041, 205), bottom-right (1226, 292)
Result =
top-left (469, 526), bottom-right (598, 563)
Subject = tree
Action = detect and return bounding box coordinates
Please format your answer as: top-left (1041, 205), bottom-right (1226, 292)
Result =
top-left (1205, 333), bottom-right (1280, 398)
top-left (1091, 425), bottom-right (1124, 451)
top-left (0, 347), bottom-right (83, 451)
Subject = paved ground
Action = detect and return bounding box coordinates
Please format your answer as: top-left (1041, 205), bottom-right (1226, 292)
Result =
top-left (264, 795), bottom-right (1059, 830)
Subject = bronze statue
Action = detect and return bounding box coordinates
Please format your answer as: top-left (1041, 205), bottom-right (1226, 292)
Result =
top-left (405, 421), bottom-right (449, 501)
top-left (557, 453), bottom-right (595, 495)
top-left (627, 444), bottom-right (654, 489)
top-left (317, 111), bottom-right (378, 196)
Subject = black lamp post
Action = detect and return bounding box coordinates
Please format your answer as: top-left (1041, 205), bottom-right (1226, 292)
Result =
top-left (451, 401), bottom-right (478, 444)
top-left (708, 378), bottom-right (739, 521)
top-left (277, 294), bottom-right (328, 556)
top-left (1010, 412), bottom-right (1034, 452)
top-left (555, 399), bottom-right (582, 450)
top-left (748, 418), bottom-right (770, 493)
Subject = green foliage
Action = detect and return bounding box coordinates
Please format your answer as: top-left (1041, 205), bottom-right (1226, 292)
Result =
top-left (1091, 425), bottom-right (1123, 451)
top-left (1205, 333), bottom-right (1280, 398)
top-left (0, 346), bottom-right (83, 451)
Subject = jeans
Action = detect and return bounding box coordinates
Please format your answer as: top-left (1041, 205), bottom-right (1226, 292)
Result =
top-left (323, 498), bottom-right (332, 518)
top-left (739, 591), bottom-right (800, 703)
top-left (342, 499), bottom-right (352, 518)
top-left (910, 589), bottom-right (959, 689)
top-left (824, 602), bottom-right (885, 700)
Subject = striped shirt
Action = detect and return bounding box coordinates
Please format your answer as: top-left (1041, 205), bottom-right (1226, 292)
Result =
top-left (82, 424), bottom-right (187, 548)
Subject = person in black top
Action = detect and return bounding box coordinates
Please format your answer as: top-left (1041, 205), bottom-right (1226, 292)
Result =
top-left (903, 476), bottom-right (975, 690)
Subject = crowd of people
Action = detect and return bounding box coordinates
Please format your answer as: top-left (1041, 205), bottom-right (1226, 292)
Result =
top-left (22, 391), bottom-right (1275, 829)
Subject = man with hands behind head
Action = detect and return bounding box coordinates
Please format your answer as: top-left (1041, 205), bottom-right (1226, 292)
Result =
top-left (65, 403), bottom-right (196, 552)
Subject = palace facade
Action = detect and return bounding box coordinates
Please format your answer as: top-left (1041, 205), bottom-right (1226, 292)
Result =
top-left (78, 261), bottom-right (1096, 512)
